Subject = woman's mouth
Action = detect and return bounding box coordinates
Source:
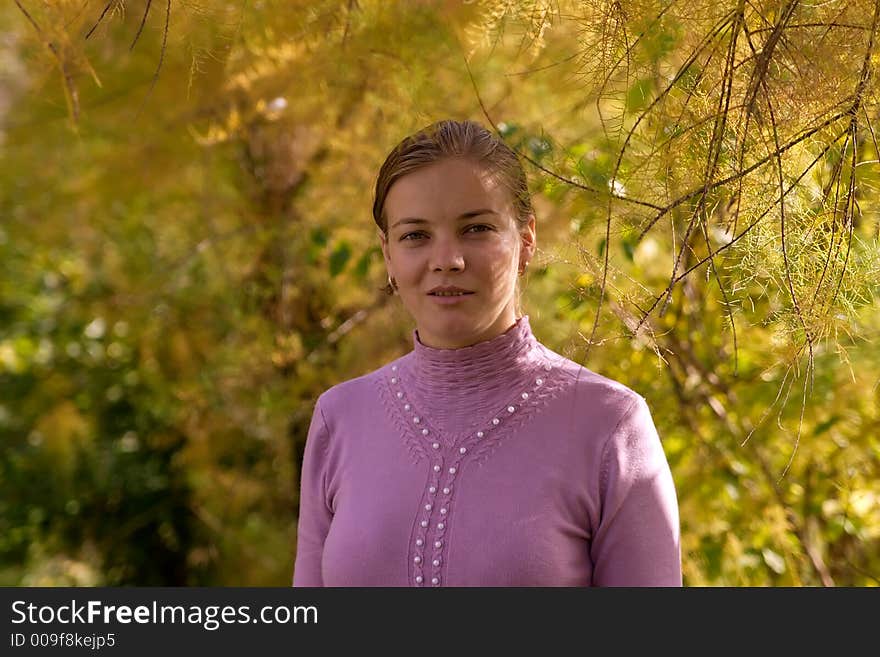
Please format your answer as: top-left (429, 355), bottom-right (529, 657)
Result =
top-left (428, 291), bottom-right (474, 303)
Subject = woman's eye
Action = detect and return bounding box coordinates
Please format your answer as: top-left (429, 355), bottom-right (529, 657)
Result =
top-left (400, 225), bottom-right (491, 241)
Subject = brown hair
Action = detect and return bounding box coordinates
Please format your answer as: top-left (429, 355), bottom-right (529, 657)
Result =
top-left (372, 119), bottom-right (536, 311)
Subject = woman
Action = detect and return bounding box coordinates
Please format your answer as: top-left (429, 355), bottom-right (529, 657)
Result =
top-left (292, 119), bottom-right (681, 586)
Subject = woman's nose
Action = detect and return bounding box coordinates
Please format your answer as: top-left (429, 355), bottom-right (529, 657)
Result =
top-left (430, 239), bottom-right (465, 271)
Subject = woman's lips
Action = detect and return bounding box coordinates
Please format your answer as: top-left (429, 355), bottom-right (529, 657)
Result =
top-left (428, 292), bottom-right (474, 304)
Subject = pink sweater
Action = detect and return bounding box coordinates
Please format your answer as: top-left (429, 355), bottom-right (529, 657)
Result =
top-left (292, 315), bottom-right (681, 586)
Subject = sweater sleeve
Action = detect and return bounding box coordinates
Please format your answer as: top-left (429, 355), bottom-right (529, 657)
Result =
top-left (292, 399), bottom-right (332, 587)
top-left (590, 395), bottom-right (682, 586)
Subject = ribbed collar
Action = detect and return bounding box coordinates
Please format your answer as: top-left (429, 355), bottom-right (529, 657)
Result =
top-left (401, 315), bottom-right (548, 438)
top-left (412, 315), bottom-right (536, 384)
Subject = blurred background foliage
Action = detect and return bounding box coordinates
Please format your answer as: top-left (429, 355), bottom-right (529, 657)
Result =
top-left (1, 0), bottom-right (878, 586)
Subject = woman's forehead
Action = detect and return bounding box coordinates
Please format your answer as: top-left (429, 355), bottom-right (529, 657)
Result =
top-left (386, 161), bottom-right (513, 221)
top-left (388, 209), bottom-right (503, 233)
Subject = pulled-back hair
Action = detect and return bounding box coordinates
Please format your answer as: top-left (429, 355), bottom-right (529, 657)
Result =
top-left (372, 119), bottom-right (536, 301)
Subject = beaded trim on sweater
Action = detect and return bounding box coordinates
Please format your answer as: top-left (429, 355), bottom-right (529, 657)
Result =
top-left (373, 314), bottom-right (573, 587)
top-left (376, 315), bottom-right (570, 457)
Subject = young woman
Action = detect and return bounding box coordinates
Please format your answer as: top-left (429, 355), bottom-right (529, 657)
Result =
top-left (292, 119), bottom-right (681, 586)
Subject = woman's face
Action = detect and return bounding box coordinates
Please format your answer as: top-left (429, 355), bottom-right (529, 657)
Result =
top-left (379, 157), bottom-right (536, 349)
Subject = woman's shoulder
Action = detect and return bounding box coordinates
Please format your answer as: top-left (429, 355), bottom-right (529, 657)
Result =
top-left (538, 346), bottom-right (661, 461)
top-left (538, 343), bottom-right (647, 417)
top-left (314, 356), bottom-right (402, 416)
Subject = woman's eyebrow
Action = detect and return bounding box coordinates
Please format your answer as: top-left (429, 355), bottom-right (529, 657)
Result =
top-left (391, 209), bottom-right (498, 230)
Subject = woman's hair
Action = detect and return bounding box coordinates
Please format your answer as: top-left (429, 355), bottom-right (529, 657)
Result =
top-left (372, 119), bottom-right (536, 307)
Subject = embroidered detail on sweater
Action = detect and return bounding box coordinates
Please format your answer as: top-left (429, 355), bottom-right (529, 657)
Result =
top-left (467, 362), bottom-right (572, 468)
top-left (371, 316), bottom-right (580, 586)
top-left (375, 369), bottom-right (432, 465)
top-left (374, 347), bottom-right (575, 586)
top-left (377, 357), bottom-right (570, 459)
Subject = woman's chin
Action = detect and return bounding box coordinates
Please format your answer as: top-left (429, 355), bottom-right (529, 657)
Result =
top-left (415, 318), bottom-right (478, 345)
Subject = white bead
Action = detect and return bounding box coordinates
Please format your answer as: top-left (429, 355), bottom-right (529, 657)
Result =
top-left (414, 417), bottom-right (420, 424)
top-left (536, 378), bottom-right (543, 385)
top-left (421, 520), bottom-right (428, 527)
top-left (544, 364), bottom-right (552, 371)
top-left (507, 405), bottom-right (515, 413)
top-left (476, 431), bottom-right (484, 438)
top-left (433, 559), bottom-right (440, 567)
top-left (392, 365), bottom-right (398, 371)
top-left (391, 377), bottom-right (397, 384)
top-left (437, 522), bottom-right (445, 530)
top-left (404, 404), bottom-right (411, 411)
top-left (433, 465), bottom-right (441, 472)
top-left (459, 447), bottom-right (467, 454)
top-left (434, 540), bottom-right (442, 548)
top-left (431, 577), bottom-right (439, 585)
top-left (414, 555), bottom-right (421, 563)
top-left (425, 503), bottom-right (432, 511)
top-left (442, 487), bottom-right (450, 494)
top-left (429, 486), bottom-right (436, 494)
top-left (397, 391), bottom-right (404, 398)
top-left (416, 538), bottom-right (423, 546)
top-left (492, 418), bottom-right (500, 425)
top-left (448, 467), bottom-right (456, 474)
top-left (521, 392), bottom-right (529, 400)
top-left (432, 442), bottom-right (440, 450)
top-left (440, 508), bottom-right (448, 515)
top-left (422, 428), bottom-right (429, 435)
top-left (416, 575), bottom-right (423, 583)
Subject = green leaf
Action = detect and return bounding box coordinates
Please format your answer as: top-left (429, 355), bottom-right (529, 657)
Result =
top-left (577, 153), bottom-right (612, 187)
top-left (813, 415), bottom-right (840, 436)
top-left (675, 64), bottom-right (702, 93)
top-left (497, 121), bottom-right (520, 139)
top-left (643, 24), bottom-right (679, 60)
top-left (329, 241), bottom-right (352, 277)
top-left (310, 227), bottom-right (328, 247)
top-left (625, 78), bottom-right (653, 114)
top-left (353, 246), bottom-right (380, 280)
top-left (527, 135), bottom-right (553, 160)
top-left (700, 536), bottom-right (724, 579)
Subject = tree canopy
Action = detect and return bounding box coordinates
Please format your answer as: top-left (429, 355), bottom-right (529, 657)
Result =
top-left (2, 0), bottom-right (878, 586)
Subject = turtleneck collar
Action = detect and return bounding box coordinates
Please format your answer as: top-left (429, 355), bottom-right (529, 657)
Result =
top-left (397, 315), bottom-right (553, 439)
top-left (411, 315), bottom-right (537, 387)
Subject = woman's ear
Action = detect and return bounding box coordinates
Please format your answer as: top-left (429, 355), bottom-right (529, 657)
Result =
top-left (521, 214), bottom-right (536, 261)
top-left (378, 229), bottom-right (392, 273)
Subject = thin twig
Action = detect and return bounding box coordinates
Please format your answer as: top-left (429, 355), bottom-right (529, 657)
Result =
top-left (85, 0), bottom-right (116, 40)
top-left (636, 129), bottom-right (849, 334)
top-left (130, 0), bottom-right (154, 51)
top-left (14, 0), bottom-right (80, 123)
top-left (132, 0), bottom-right (171, 123)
